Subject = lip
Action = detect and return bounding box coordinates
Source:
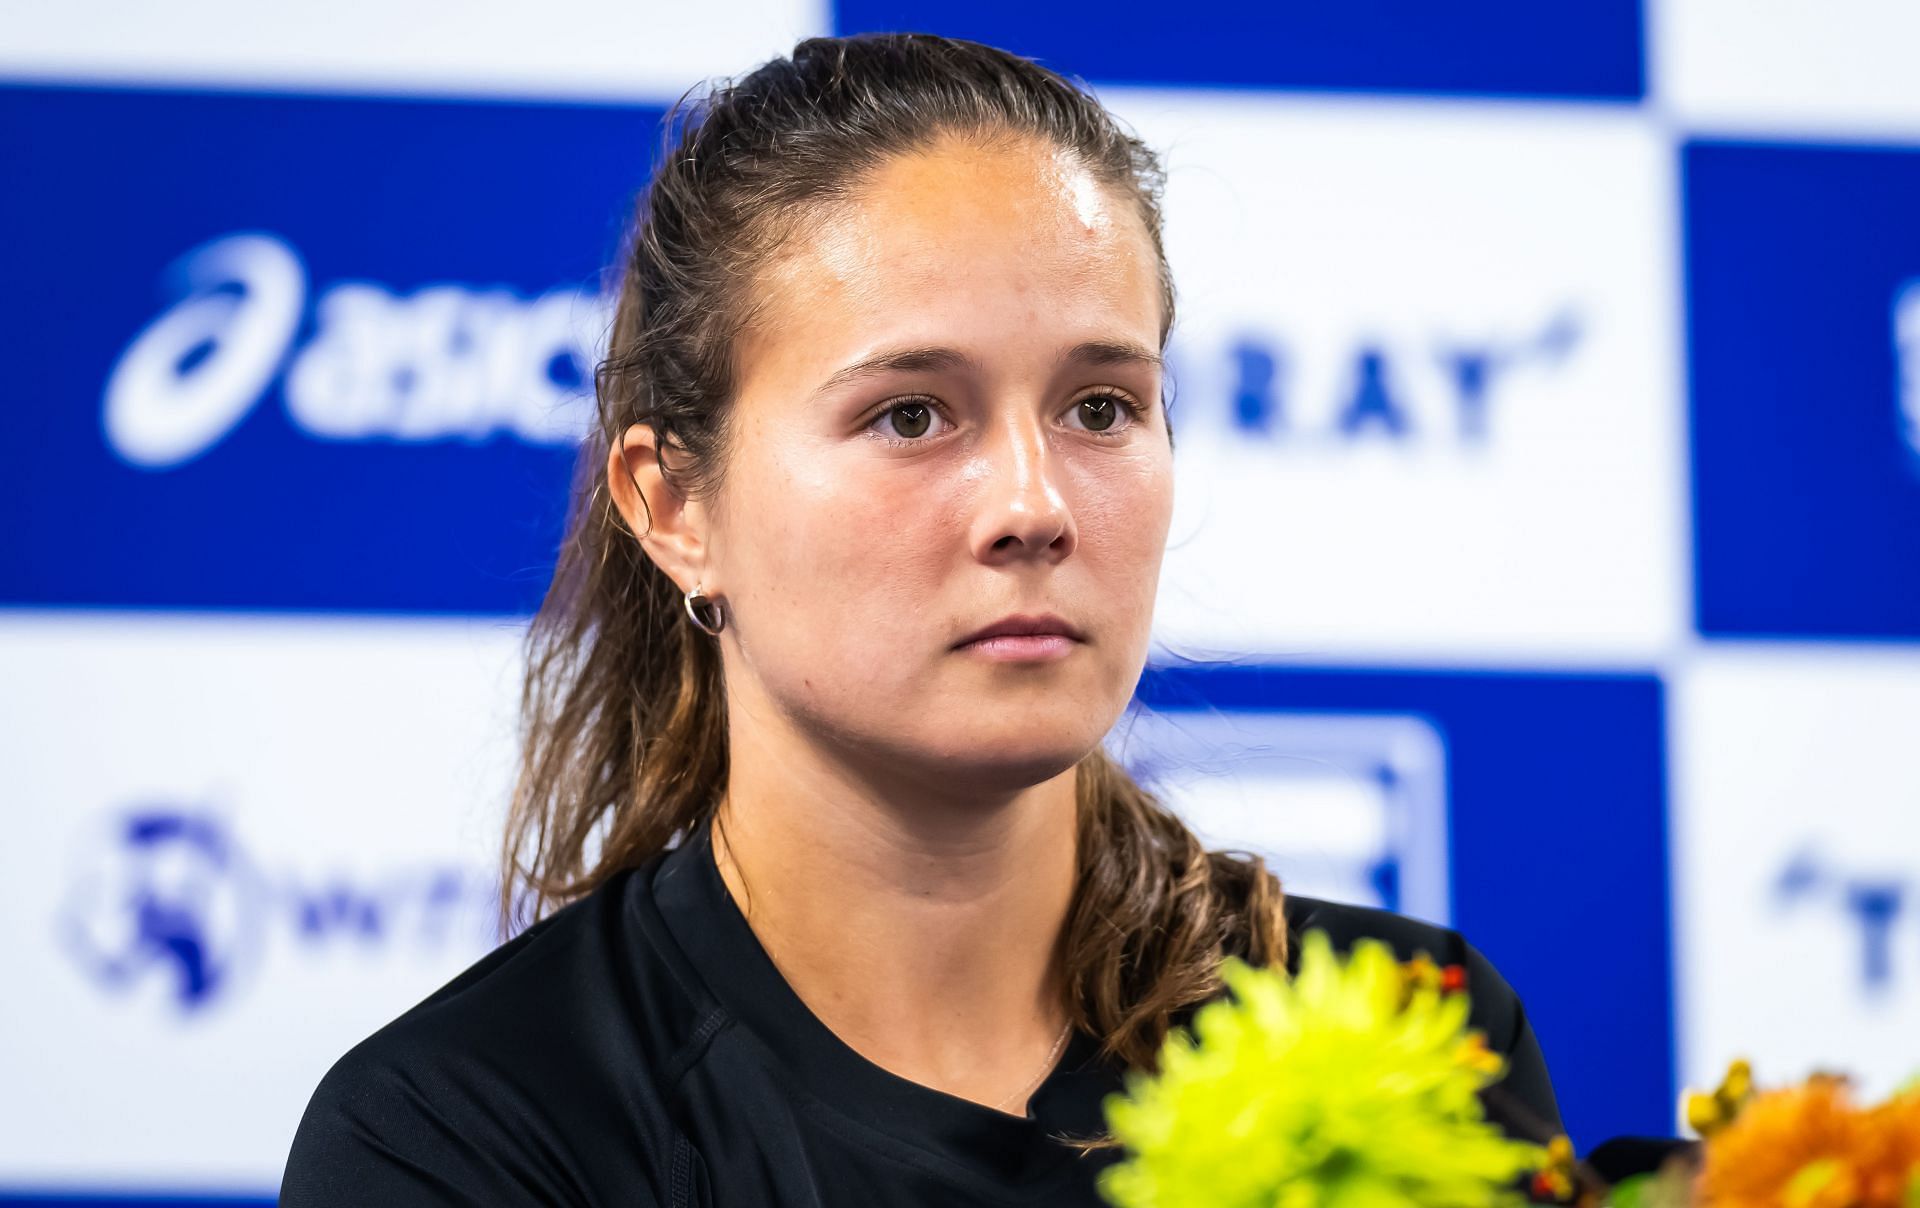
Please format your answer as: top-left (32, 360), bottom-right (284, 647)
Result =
top-left (953, 613), bottom-right (1087, 662)
top-left (959, 633), bottom-right (1078, 663)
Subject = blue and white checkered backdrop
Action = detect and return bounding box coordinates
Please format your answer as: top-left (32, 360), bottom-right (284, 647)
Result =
top-left (4, 1), bottom-right (1918, 1199)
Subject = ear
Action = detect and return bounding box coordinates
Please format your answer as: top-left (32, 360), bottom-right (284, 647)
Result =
top-left (606, 422), bottom-right (712, 595)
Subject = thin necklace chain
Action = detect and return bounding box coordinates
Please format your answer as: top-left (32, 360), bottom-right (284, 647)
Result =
top-left (991, 1020), bottom-right (1076, 1113)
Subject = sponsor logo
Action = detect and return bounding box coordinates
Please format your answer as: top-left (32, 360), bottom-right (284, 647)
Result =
top-left (1169, 307), bottom-right (1583, 448)
top-left (103, 232), bottom-right (609, 470)
top-left (58, 807), bottom-right (494, 1013)
top-left (1112, 710), bottom-right (1450, 923)
top-left (1775, 845), bottom-right (1916, 994)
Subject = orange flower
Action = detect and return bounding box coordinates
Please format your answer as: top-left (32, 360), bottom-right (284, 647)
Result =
top-left (1697, 1077), bottom-right (1920, 1208)
top-left (1854, 1087), bottom-right (1920, 1205)
top-left (1698, 1077), bottom-right (1863, 1207)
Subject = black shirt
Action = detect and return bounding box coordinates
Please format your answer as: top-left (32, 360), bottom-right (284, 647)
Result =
top-left (282, 823), bottom-right (1563, 1206)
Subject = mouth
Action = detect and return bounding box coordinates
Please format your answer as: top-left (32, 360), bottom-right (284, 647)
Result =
top-left (952, 613), bottom-right (1087, 663)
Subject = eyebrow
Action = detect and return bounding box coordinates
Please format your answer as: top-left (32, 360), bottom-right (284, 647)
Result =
top-left (809, 340), bottom-right (1163, 398)
top-left (1063, 339), bottom-right (1164, 372)
top-left (810, 346), bottom-right (980, 398)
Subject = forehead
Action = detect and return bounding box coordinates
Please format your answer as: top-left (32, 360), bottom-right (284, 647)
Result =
top-left (738, 135), bottom-right (1163, 376)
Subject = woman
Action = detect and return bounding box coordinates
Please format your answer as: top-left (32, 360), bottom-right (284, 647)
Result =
top-left (283, 32), bottom-right (1561, 1206)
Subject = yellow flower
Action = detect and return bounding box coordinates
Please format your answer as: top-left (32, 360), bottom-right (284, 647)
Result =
top-left (1098, 930), bottom-right (1545, 1208)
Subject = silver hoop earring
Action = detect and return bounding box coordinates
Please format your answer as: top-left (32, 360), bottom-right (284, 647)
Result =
top-left (683, 584), bottom-right (725, 636)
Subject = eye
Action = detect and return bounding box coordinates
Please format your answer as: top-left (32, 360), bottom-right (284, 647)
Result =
top-left (866, 397), bottom-right (950, 443)
top-left (1065, 391), bottom-right (1141, 435)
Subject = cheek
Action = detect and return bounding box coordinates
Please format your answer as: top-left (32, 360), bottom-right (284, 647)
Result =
top-left (723, 440), bottom-right (963, 672)
top-left (1069, 445), bottom-right (1174, 605)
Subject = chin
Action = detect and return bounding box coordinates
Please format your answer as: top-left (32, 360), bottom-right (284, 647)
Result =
top-left (789, 669), bottom-right (1133, 797)
top-left (912, 721), bottom-right (1106, 796)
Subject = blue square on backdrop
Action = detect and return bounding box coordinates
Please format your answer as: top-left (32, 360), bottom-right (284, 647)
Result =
top-left (1137, 663), bottom-right (1674, 1151)
top-left (1686, 140), bottom-right (1920, 639)
top-left (835, 0), bottom-right (1644, 101)
top-left (0, 85), bottom-right (664, 615)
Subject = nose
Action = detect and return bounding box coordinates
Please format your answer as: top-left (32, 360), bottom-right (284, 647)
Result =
top-left (968, 412), bottom-right (1076, 566)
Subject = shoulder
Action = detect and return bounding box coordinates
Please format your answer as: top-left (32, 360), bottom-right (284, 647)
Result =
top-left (1281, 894), bottom-right (1565, 1139)
top-left (1283, 894), bottom-right (1470, 965)
top-left (282, 865), bottom-right (696, 1205)
top-left (1283, 894), bottom-right (1510, 1017)
top-left (327, 862), bottom-right (700, 1068)
top-left (1281, 893), bottom-right (1529, 1047)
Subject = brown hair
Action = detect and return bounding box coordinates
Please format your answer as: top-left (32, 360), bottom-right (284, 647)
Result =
top-left (503, 32), bottom-right (1286, 1076)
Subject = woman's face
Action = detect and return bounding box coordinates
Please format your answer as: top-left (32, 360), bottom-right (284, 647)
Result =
top-left (702, 135), bottom-right (1173, 793)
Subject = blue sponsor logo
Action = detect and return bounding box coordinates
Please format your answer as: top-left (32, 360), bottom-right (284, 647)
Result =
top-left (1775, 847), bottom-right (1916, 995)
top-left (1685, 140), bottom-right (1920, 639)
top-left (1189, 307), bottom-right (1583, 447)
top-left (58, 808), bottom-right (492, 1013)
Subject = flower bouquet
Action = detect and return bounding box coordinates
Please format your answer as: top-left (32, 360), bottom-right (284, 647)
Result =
top-left (1096, 930), bottom-right (1920, 1208)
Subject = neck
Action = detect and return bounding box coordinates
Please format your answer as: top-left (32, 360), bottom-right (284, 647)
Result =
top-left (712, 697), bottom-right (1080, 1111)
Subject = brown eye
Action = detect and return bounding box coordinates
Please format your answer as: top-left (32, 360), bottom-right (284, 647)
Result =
top-left (889, 402), bottom-right (932, 438)
top-left (1078, 396), bottom-right (1118, 431)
